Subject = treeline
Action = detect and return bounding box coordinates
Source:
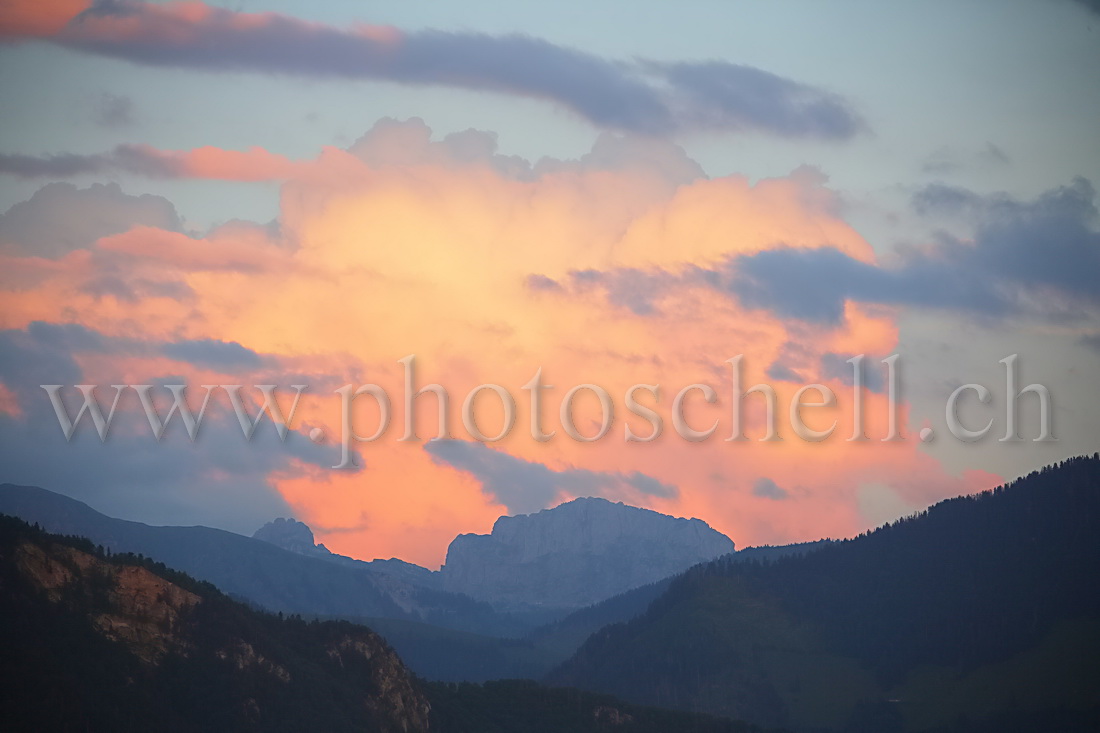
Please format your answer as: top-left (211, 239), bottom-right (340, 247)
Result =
top-left (552, 455), bottom-right (1100, 731)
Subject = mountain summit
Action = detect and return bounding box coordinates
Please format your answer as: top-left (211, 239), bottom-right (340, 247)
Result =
top-left (253, 517), bottom-right (333, 557)
top-left (441, 497), bottom-right (735, 610)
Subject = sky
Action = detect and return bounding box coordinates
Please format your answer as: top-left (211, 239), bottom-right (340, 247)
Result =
top-left (0, 0), bottom-right (1097, 568)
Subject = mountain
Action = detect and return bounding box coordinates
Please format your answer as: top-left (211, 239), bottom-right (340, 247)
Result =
top-left (441, 497), bottom-right (735, 611)
top-left (344, 539), bottom-right (835, 685)
top-left (0, 483), bottom-right (823, 684)
top-left (525, 541), bottom-right (832, 668)
top-left (253, 517), bottom-right (442, 590)
top-left (253, 516), bottom-right (334, 557)
top-left (0, 514), bottom-right (430, 732)
top-left (550, 455), bottom-right (1100, 732)
top-left (0, 515), bottom-right (782, 733)
top-left (0, 484), bottom-right (521, 637)
top-left (0, 485), bottom-right (738, 638)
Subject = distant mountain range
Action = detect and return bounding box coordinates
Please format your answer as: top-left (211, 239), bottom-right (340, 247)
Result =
top-left (550, 455), bottom-right (1100, 732)
top-left (252, 497), bottom-right (736, 613)
top-left (0, 484), bottom-right (742, 680)
top-left (5, 458), bottom-right (1095, 732)
top-left (0, 514), bottom-right (774, 733)
top-left (0, 483), bottom-right (518, 637)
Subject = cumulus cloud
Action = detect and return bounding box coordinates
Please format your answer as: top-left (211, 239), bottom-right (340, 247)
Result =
top-left (0, 118), bottom-right (996, 565)
top-left (0, 119), bottom-right (712, 187)
top-left (0, 1), bottom-right (863, 138)
top-left (0, 182), bottom-right (181, 259)
top-left (0, 182), bottom-right (180, 257)
top-left (424, 440), bottom-right (677, 515)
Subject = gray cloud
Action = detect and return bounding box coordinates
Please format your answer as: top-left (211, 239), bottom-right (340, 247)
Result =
top-left (0, 145), bottom-right (182, 179)
top-left (725, 177), bottom-right (1100, 324)
top-left (569, 267), bottom-right (681, 316)
top-left (819, 352), bottom-right (888, 394)
top-left (92, 92), bottom-right (134, 128)
top-left (752, 477), bottom-right (789, 500)
top-left (424, 439), bottom-right (676, 515)
top-left (161, 339), bottom-right (265, 371)
top-left (79, 276), bottom-right (195, 303)
top-left (14, 1), bottom-right (864, 139)
top-left (1081, 333), bottom-right (1100, 352)
top-left (921, 142), bottom-right (1011, 175)
top-left (0, 324), bottom-right (339, 534)
top-left (762, 342), bottom-right (887, 393)
top-left (0, 181), bottom-right (180, 257)
top-left (525, 274), bottom-right (564, 293)
top-left (651, 60), bottom-right (864, 139)
top-left (546, 178), bottom-right (1100, 329)
top-left (4, 321), bottom-right (269, 373)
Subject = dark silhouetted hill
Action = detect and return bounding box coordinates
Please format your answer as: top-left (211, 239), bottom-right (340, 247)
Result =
top-left (551, 455), bottom-right (1100, 732)
top-left (0, 515), bottom-right (782, 733)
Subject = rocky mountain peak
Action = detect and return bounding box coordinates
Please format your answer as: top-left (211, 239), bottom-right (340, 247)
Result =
top-left (441, 496), bottom-right (735, 610)
top-left (252, 517), bottom-right (331, 556)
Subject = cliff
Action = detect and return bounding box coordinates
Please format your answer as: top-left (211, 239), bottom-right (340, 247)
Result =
top-left (440, 497), bottom-right (734, 610)
top-left (0, 515), bottom-right (432, 732)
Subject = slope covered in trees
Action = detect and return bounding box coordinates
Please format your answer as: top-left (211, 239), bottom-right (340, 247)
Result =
top-left (551, 455), bottom-right (1100, 732)
top-left (0, 515), bottom-right (777, 732)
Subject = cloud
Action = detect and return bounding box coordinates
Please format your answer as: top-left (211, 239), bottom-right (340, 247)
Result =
top-left (0, 1), bottom-right (863, 138)
top-left (92, 91), bottom-right (134, 127)
top-left (921, 142), bottom-right (1011, 175)
top-left (651, 60), bottom-right (864, 139)
top-left (0, 323), bottom-right (336, 534)
top-left (819, 352), bottom-right (888, 393)
top-left (722, 177), bottom-right (1100, 324)
top-left (0, 182), bottom-right (180, 257)
top-left (0, 143), bottom-right (299, 180)
top-left (569, 267), bottom-right (681, 316)
top-left (160, 339), bottom-right (265, 371)
top-left (424, 440), bottom-right (677, 515)
top-left (752, 477), bottom-right (789, 500)
top-left (0, 321), bottom-right (267, 373)
top-left (0, 117), bottom-right (712, 187)
top-left (0, 118), bottom-right (997, 566)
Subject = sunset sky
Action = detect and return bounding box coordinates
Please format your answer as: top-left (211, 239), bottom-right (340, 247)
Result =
top-left (1, 0), bottom-right (1098, 568)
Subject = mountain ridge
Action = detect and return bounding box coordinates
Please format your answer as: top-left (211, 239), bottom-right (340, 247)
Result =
top-left (550, 455), bottom-right (1100, 732)
top-left (0, 513), bottom-right (780, 733)
top-left (441, 496), bottom-right (735, 610)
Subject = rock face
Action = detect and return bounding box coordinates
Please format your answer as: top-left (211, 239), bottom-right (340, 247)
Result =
top-left (440, 497), bottom-right (735, 610)
top-left (1, 517), bottom-right (433, 733)
top-left (253, 517), bottom-right (332, 557)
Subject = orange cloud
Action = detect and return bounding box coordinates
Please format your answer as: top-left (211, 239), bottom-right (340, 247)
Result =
top-left (0, 121), bottom-right (999, 566)
top-left (0, 0), bottom-right (88, 38)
